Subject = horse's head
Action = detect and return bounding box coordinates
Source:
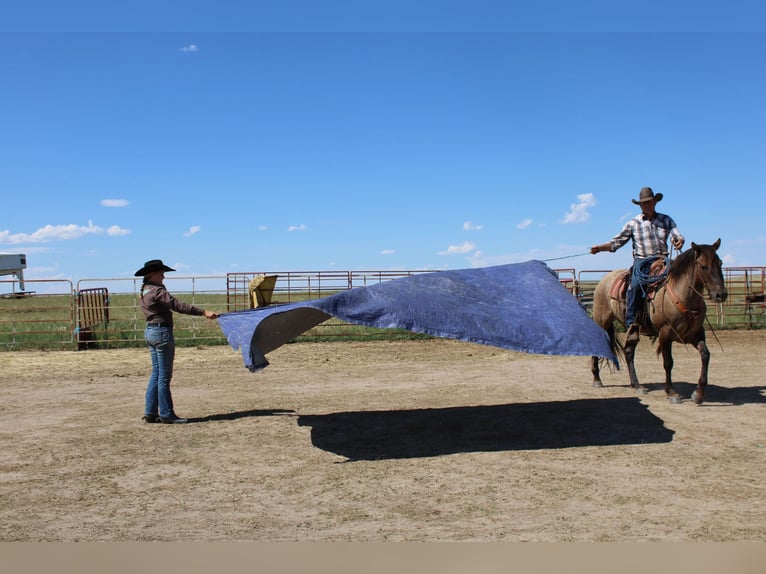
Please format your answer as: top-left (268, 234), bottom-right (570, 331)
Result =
top-left (691, 238), bottom-right (728, 304)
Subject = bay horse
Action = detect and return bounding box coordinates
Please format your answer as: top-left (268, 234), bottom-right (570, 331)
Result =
top-left (590, 239), bottom-right (728, 404)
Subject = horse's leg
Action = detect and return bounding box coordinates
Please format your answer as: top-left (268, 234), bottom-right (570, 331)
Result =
top-left (590, 294), bottom-right (615, 387)
top-left (691, 339), bottom-right (711, 405)
top-left (623, 329), bottom-right (648, 394)
top-left (659, 338), bottom-right (682, 404)
top-left (592, 320), bottom-right (619, 387)
top-left (591, 355), bottom-right (603, 387)
top-left (591, 324), bottom-right (611, 387)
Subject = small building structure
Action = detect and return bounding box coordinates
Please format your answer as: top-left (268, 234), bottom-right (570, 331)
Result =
top-left (0, 253), bottom-right (27, 293)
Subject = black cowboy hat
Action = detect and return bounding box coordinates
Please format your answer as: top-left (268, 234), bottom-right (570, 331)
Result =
top-left (632, 186), bottom-right (663, 205)
top-left (134, 259), bottom-right (176, 276)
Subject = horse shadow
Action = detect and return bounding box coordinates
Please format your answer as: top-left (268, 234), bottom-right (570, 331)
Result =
top-left (643, 382), bottom-right (766, 405)
top-left (297, 397), bottom-right (674, 462)
top-left (187, 408), bottom-right (295, 423)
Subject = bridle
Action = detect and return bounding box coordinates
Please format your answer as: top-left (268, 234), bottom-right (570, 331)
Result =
top-left (659, 246), bottom-right (725, 348)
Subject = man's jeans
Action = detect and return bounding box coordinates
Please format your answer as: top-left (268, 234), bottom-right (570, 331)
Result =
top-left (626, 257), bottom-right (656, 328)
top-left (144, 325), bottom-right (176, 419)
top-left (626, 280), bottom-right (640, 328)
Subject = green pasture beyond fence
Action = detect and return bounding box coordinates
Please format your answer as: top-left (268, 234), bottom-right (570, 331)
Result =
top-left (1, 266), bottom-right (764, 351)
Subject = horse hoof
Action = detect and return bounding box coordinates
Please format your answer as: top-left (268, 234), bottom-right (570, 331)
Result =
top-left (593, 381), bottom-right (604, 388)
top-left (691, 391), bottom-right (704, 405)
top-left (636, 386), bottom-right (649, 396)
top-left (668, 395), bottom-right (683, 405)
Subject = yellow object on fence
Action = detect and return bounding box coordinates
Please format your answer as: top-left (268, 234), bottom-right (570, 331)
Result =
top-left (249, 275), bottom-right (278, 308)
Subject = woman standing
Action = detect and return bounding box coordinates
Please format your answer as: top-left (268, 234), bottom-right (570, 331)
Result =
top-left (135, 259), bottom-right (218, 424)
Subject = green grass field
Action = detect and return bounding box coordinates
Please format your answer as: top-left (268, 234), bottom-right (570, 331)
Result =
top-left (0, 291), bottom-right (431, 351)
top-left (1, 275), bottom-right (763, 351)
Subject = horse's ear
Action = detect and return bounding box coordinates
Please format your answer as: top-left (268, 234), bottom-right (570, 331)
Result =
top-left (713, 238), bottom-right (721, 250)
top-left (691, 242), bottom-right (699, 253)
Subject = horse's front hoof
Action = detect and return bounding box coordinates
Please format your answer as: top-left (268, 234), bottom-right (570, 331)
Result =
top-left (691, 390), bottom-right (704, 405)
top-left (593, 380), bottom-right (604, 388)
top-left (635, 386), bottom-right (649, 396)
top-left (668, 395), bottom-right (683, 405)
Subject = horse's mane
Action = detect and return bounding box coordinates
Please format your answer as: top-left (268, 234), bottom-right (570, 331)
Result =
top-left (668, 248), bottom-right (697, 280)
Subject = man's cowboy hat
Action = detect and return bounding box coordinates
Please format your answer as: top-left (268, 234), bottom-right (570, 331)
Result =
top-left (632, 187), bottom-right (663, 205)
top-left (134, 259), bottom-right (176, 276)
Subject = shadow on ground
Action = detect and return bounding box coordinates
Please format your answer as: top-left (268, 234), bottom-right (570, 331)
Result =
top-left (188, 408), bottom-right (295, 423)
top-left (641, 382), bottom-right (766, 405)
top-left (298, 397), bottom-right (674, 461)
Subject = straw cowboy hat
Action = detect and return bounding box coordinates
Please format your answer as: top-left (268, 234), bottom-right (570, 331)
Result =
top-left (134, 259), bottom-right (176, 276)
top-left (632, 187), bottom-right (663, 205)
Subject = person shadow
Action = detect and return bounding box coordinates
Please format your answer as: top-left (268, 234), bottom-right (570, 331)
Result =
top-left (298, 397), bottom-right (674, 462)
top-left (187, 408), bottom-right (295, 423)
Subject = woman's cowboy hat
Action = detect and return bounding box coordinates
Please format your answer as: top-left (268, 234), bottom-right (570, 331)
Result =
top-left (632, 187), bottom-right (663, 205)
top-left (134, 259), bottom-right (176, 276)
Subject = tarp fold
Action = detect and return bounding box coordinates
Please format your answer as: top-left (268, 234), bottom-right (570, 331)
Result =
top-left (217, 261), bottom-right (617, 372)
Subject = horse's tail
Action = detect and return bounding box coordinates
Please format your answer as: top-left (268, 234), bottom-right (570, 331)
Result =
top-left (600, 322), bottom-right (623, 372)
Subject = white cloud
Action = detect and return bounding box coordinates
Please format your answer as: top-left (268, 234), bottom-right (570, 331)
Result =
top-left (438, 241), bottom-right (476, 255)
top-left (463, 221), bottom-right (483, 231)
top-left (288, 224), bottom-right (307, 232)
top-left (0, 230), bottom-right (28, 244)
top-left (258, 225), bottom-right (269, 231)
top-left (517, 218), bottom-right (533, 230)
top-left (0, 221), bottom-right (132, 244)
top-left (180, 44), bottom-right (199, 52)
top-left (562, 193), bottom-right (597, 224)
top-left (183, 225), bottom-right (201, 237)
top-left (380, 249), bottom-right (395, 255)
top-left (107, 225), bottom-right (131, 236)
top-left (0, 221), bottom-right (103, 244)
top-left (101, 199), bottom-right (129, 208)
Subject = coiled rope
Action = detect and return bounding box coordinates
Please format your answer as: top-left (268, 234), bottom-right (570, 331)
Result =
top-left (631, 255), bottom-right (671, 295)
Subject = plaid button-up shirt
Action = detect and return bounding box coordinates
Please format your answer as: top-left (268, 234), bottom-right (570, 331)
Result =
top-left (609, 212), bottom-right (684, 260)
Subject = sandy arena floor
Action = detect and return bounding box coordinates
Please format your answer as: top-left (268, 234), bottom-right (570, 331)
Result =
top-left (0, 330), bottom-right (764, 541)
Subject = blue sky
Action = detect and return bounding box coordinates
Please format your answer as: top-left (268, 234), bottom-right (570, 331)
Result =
top-left (2, 2), bottom-right (765, 282)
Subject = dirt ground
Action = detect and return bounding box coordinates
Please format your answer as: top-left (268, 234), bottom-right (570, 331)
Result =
top-left (0, 330), bottom-right (764, 541)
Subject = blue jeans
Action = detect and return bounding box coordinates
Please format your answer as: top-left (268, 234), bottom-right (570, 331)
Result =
top-left (626, 280), bottom-right (640, 327)
top-left (144, 325), bottom-right (176, 419)
top-left (627, 257), bottom-right (655, 328)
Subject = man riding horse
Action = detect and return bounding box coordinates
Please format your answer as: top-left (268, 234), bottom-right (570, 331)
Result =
top-left (590, 187), bottom-right (685, 334)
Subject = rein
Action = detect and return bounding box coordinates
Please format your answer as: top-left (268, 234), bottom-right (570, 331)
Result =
top-left (664, 251), bottom-right (703, 319)
top-left (661, 249), bottom-right (725, 351)
top-left (664, 281), bottom-right (699, 319)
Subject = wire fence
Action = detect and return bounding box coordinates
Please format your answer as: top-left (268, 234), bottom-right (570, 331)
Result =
top-left (1, 265), bottom-right (764, 351)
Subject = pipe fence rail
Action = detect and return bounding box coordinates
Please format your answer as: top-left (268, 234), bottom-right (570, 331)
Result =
top-left (1, 265), bottom-right (764, 351)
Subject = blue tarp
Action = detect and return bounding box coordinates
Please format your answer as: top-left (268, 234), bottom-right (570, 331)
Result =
top-left (217, 260), bottom-right (617, 372)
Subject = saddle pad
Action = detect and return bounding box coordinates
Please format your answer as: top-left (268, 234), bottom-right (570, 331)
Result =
top-left (609, 272), bottom-right (630, 301)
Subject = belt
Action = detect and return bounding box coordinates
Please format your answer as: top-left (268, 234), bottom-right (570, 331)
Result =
top-left (146, 323), bottom-right (170, 328)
